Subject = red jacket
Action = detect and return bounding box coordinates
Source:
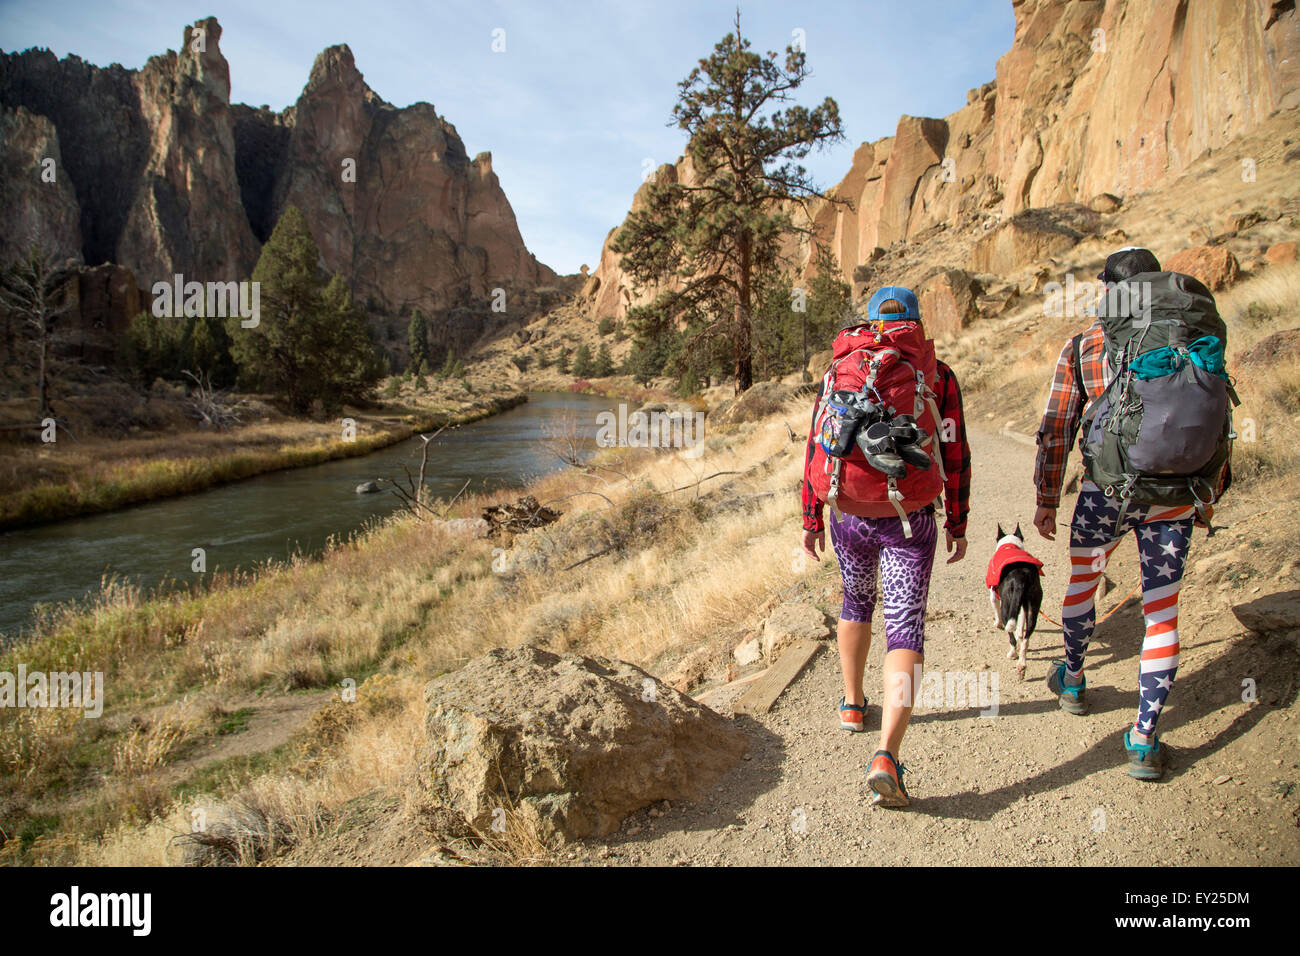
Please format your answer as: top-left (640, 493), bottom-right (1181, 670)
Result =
top-left (985, 543), bottom-right (1045, 590)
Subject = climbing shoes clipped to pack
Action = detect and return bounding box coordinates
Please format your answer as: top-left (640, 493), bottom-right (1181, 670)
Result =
top-left (818, 388), bottom-right (932, 479)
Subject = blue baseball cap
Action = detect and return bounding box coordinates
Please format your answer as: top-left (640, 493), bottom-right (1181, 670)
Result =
top-left (866, 286), bottom-right (921, 322)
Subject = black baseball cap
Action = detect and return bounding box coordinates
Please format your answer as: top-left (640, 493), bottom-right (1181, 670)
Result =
top-left (1098, 247), bottom-right (1161, 283)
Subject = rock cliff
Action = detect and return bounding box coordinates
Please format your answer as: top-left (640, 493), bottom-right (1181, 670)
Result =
top-left (0, 17), bottom-right (555, 362)
top-left (584, 0), bottom-right (1299, 319)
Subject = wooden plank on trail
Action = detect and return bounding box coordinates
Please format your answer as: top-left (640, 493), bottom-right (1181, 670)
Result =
top-left (733, 640), bottom-right (822, 716)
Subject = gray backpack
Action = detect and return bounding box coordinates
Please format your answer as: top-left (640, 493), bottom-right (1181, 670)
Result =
top-left (1078, 271), bottom-right (1239, 531)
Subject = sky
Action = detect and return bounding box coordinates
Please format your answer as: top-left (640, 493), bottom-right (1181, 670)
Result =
top-left (0, 0), bottom-right (1015, 275)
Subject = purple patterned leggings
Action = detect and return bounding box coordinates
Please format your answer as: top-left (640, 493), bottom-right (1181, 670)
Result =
top-left (828, 507), bottom-right (938, 655)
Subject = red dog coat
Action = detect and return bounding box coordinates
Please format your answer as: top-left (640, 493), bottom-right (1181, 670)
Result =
top-left (986, 542), bottom-right (1045, 591)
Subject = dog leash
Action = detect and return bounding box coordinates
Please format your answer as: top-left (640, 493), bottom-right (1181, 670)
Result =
top-left (1038, 582), bottom-right (1142, 629)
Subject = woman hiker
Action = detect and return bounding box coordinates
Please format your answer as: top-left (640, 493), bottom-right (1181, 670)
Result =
top-left (800, 287), bottom-right (972, 807)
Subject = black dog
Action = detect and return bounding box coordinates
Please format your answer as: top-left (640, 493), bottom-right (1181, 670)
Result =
top-left (986, 524), bottom-right (1044, 679)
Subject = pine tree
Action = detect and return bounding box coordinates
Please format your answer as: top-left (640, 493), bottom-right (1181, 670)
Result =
top-left (571, 343), bottom-right (594, 378)
top-left (572, 343), bottom-right (595, 374)
top-left (594, 342), bottom-right (615, 377)
top-left (188, 314), bottom-right (238, 387)
top-left (612, 12), bottom-right (843, 393)
top-left (227, 206), bottom-right (384, 413)
top-left (408, 310), bottom-right (430, 372)
top-left (803, 245), bottom-right (851, 371)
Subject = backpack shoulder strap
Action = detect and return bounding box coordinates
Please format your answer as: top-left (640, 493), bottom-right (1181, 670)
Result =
top-left (1071, 333), bottom-right (1087, 421)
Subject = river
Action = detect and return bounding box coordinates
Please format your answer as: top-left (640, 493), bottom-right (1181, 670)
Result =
top-left (0, 391), bottom-right (618, 639)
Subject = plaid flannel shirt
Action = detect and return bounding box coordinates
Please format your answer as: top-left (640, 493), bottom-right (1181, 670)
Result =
top-left (802, 361), bottom-right (971, 538)
top-left (1034, 324), bottom-right (1109, 509)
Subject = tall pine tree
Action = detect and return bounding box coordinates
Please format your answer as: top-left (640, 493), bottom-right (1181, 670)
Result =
top-left (227, 206), bottom-right (384, 414)
top-left (612, 12), bottom-right (843, 392)
top-left (408, 309), bottom-right (430, 372)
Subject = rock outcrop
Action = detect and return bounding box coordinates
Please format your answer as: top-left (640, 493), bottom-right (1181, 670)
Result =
top-left (917, 269), bottom-right (983, 339)
top-left (969, 205), bottom-right (1101, 276)
top-left (411, 645), bottom-right (747, 842)
top-left (0, 104), bottom-right (81, 260)
top-left (268, 44), bottom-right (555, 322)
top-left (585, 0), bottom-right (1299, 319)
top-left (759, 602), bottom-right (833, 664)
top-left (1233, 590), bottom-right (1300, 648)
top-left (0, 17), bottom-right (555, 365)
top-left (1163, 244), bottom-right (1242, 291)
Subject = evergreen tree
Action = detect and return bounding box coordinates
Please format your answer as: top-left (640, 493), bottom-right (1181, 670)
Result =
top-left (188, 314), bottom-right (238, 387)
top-left (125, 311), bottom-right (186, 388)
top-left (611, 12), bottom-right (843, 392)
top-left (594, 342), bottom-right (615, 377)
top-left (227, 207), bottom-right (385, 413)
top-left (571, 343), bottom-right (595, 378)
top-left (408, 310), bottom-right (430, 372)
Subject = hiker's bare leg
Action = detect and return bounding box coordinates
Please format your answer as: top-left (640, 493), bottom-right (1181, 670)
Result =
top-left (880, 648), bottom-right (923, 756)
top-left (838, 618), bottom-right (871, 706)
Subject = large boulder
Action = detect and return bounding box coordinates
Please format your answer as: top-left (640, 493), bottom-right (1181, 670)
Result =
top-left (710, 381), bottom-right (795, 426)
top-left (807, 348), bottom-right (833, 379)
top-left (412, 646), bottom-right (747, 842)
top-left (1265, 241), bottom-right (1298, 267)
top-left (1088, 193), bottom-right (1123, 214)
top-left (760, 602), bottom-right (833, 663)
top-left (918, 269), bottom-right (983, 337)
top-left (1164, 245), bottom-right (1240, 291)
top-left (1232, 590), bottom-right (1300, 647)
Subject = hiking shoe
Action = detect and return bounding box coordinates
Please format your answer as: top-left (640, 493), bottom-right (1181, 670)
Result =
top-left (866, 750), bottom-right (910, 808)
top-left (838, 696), bottom-right (868, 732)
top-left (1124, 729), bottom-right (1167, 781)
top-left (889, 415), bottom-right (933, 470)
top-left (1046, 660), bottom-right (1088, 715)
top-left (856, 422), bottom-right (907, 478)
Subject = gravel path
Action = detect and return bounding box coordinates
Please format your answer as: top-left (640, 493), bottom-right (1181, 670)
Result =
top-left (579, 424), bottom-right (1300, 866)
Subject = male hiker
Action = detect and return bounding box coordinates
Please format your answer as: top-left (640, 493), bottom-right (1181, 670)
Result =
top-left (1032, 247), bottom-right (1235, 780)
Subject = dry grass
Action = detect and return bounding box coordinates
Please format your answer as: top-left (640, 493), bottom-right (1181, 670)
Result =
top-left (1216, 264), bottom-right (1300, 485)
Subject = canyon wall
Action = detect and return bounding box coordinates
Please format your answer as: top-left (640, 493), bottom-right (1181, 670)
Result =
top-left (584, 0), bottom-right (1299, 319)
top-left (0, 17), bottom-right (554, 360)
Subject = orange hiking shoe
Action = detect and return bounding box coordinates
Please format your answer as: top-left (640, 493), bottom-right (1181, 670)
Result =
top-left (866, 750), bottom-right (910, 808)
top-left (838, 696), bottom-right (867, 732)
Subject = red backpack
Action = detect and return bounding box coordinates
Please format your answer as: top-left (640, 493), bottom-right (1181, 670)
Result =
top-left (804, 321), bottom-right (946, 537)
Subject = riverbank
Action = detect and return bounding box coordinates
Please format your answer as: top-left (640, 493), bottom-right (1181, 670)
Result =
top-left (0, 392), bottom-right (527, 532)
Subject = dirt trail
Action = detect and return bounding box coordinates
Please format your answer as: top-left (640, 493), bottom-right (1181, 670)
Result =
top-left (581, 424), bottom-right (1300, 866)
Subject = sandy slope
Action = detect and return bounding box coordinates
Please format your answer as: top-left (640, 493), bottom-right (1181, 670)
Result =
top-left (576, 424), bottom-right (1300, 866)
